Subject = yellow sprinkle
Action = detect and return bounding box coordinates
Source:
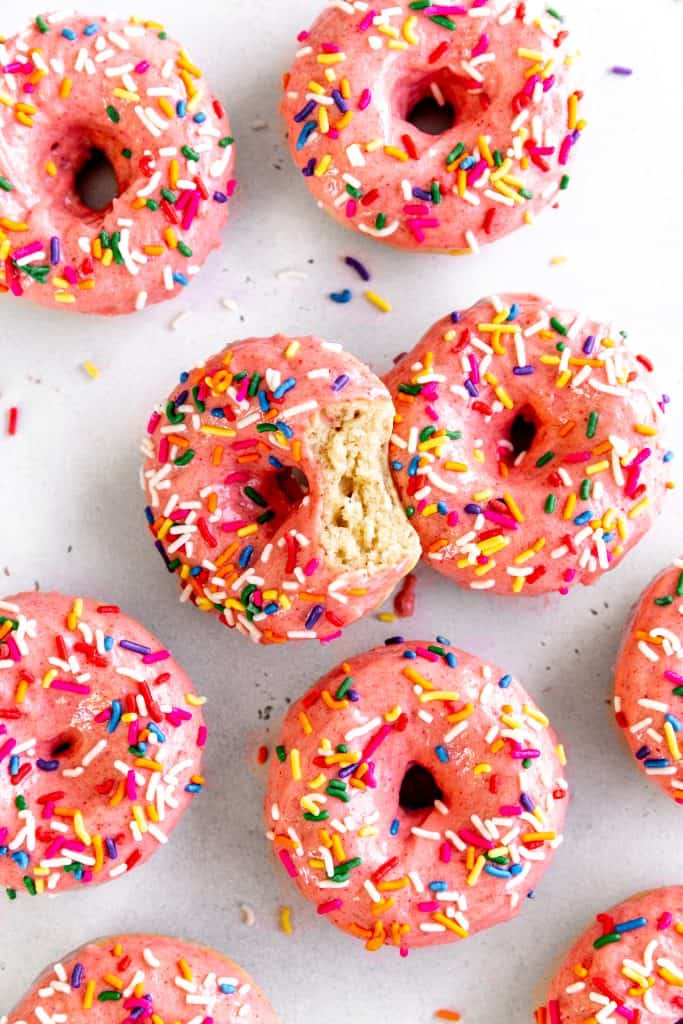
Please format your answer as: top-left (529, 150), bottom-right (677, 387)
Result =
top-left (473, 763), bottom-right (491, 774)
top-left (556, 744), bottom-right (567, 767)
top-left (563, 493), bottom-right (577, 521)
top-left (419, 690), bottom-right (459, 703)
top-left (402, 15), bottom-right (420, 44)
top-left (550, 256), bottom-right (568, 266)
top-left (280, 906), bottom-right (293, 934)
top-left (82, 360), bottom-right (99, 379)
top-left (433, 912), bottom-right (469, 938)
top-left (83, 979), bottom-right (96, 1009)
top-left (363, 291), bottom-right (392, 315)
top-left (383, 145), bottom-right (410, 163)
top-left (634, 423), bottom-right (657, 436)
top-left (298, 711), bottom-right (313, 736)
top-left (15, 679), bottom-right (29, 704)
top-left (522, 831), bottom-right (556, 842)
top-left (664, 721), bottom-right (682, 761)
top-left (502, 492), bottom-right (525, 523)
top-left (290, 748), bottom-right (302, 781)
top-left (524, 705), bottom-right (549, 727)
top-left (317, 52), bottom-right (346, 65)
top-left (628, 496), bottom-right (650, 519)
top-left (73, 811), bottom-right (91, 846)
top-left (314, 153), bottom-right (332, 177)
top-left (466, 855), bottom-right (486, 887)
top-left (284, 340), bottom-right (301, 359)
top-left (518, 47), bottom-right (546, 61)
top-left (378, 612), bottom-right (396, 622)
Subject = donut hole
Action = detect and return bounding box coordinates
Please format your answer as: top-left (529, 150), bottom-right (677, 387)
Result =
top-left (399, 763), bottom-right (443, 812)
top-left (47, 728), bottom-right (82, 762)
top-left (74, 147), bottom-right (120, 212)
top-left (400, 72), bottom-right (462, 137)
top-left (275, 466), bottom-right (310, 508)
top-left (508, 405), bottom-right (540, 461)
top-left (406, 94), bottom-right (456, 136)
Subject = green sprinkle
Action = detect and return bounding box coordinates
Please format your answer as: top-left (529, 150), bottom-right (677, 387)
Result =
top-left (586, 411), bottom-right (599, 438)
top-left (375, 212), bottom-right (387, 230)
top-left (522, 758), bottom-right (532, 769)
top-left (550, 317), bottom-right (568, 336)
top-left (276, 745), bottom-right (286, 763)
top-left (191, 386), bottom-right (205, 413)
top-left (409, 0), bottom-right (430, 8)
top-left (677, 572), bottom-right (683, 597)
top-left (174, 449), bottom-right (195, 467)
top-left (560, 174), bottom-right (570, 190)
top-left (493, 149), bottom-right (504, 167)
top-left (428, 645), bottom-right (446, 656)
top-left (546, 6), bottom-right (564, 20)
top-left (177, 241), bottom-right (192, 258)
top-left (518, 188), bottom-right (533, 200)
top-left (446, 142), bottom-right (465, 165)
top-left (106, 105), bottom-right (120, 124)
top-left (165, 401), bottom-right (184, 425)
top-left (304, 810), bottom-right (329, 822)
top-left (336, 744), bottom-right (348, 754)
top-left (35, 15), bottom-right (49, 32)
top-left (0, 177), bottom-right (13, 192)
top-left (535, 451), bottom-right (555, 468)
top-left (673, 687), bottom-right (683, 697)
top-left (430, 14), bottom-right (456, 29)
top-left (158, 31), bottom-right (167, 39)
top-left (594, 933), bottom-right (621, 950)
top-left (121, 148), bottom-right (132, 159)
top-left (446, 430), bottom-right (463, 440)
top-left (399, 383), bottom-right (422, 396)
top-left (346, 183), bottom-right (362, 199)
top-left (580, 479), bottom-right (591, 501)
top-left (15, 795), bottom-right (27, 811)
top-left (98, 992), bottom-right (123, 1003)
top-left (109, 231), bottom-right (124, 265)
top-left (406, 506), bottom-right (415, 518)
top-left (256, 509), bottom-right (275, 525)
top-left (420, 426), bottom-right (436, 442)
top-left (181, 144), bottom-right (199, 161)
top-left (167, 558), bottom-right (181, 572)
top-left (145, 199), bottom-right (159, 211)
top-left (247, 374), bottom-right (261, 398)
top-left (556, 342), bottom-right (566, 352)
top-left (431, 180), bottom-right (441, 204)
top-left (6, 888), bottom-right (17, 900)
top-left (654, 596), bottom-right (674, 606)
top-left (244, 486), bottom-right (268, 508)
top-left (22, 877), bottom-right (36, 896)
top-left (160, 188), bottom-right (176, 203)
top-left (256, 422), bottom-right (277, 433)
top-left (335, 676), bottom-right (354, 700)
top-left (219, 136), bottom-right (234, 148)
top-left (544, 494), bottom-right (557, 514)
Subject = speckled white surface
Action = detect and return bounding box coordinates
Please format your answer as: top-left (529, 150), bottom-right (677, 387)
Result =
top-left (1, 2), bottom-right (682, 1022)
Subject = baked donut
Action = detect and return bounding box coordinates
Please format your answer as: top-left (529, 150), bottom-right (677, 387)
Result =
top-left (384, 294), bottom-right (673, 596)
top-left (614, 560), bottom-right (683, 806)
top-left (0, 592), bottom-right (205, 899)
top-left (0, 12), bottom-right (234, 314)
top-left (7, 934), bottom-right (278, 1023)
top-left (264, 637), bottom-right (568, 952)
top-left (141, 335), bottom-right (420, 645)
top-left (281, 1), bottom-right (584, 254)
top-left (539, 887), bottom-right (683, 1023)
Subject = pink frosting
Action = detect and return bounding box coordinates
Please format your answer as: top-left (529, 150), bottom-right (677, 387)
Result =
top-left (614, 560), bottom-right (683, 806)
top-left (7, 934), bottom-right (278, 1023)
top-left (265, 638), bottom-right (568, 952)
top-left (0, 592), bottom-right (204, 897)
top-left (542, 887), bottom-right (683, 1023)
top-left (384, 293), bottom-right (673, 596)
top-left (142, 335), bottom-right (417, 645)
top-left (0, 13), bottom-right (234, 314)
top-left (281, 1), bottom-right (584, 253)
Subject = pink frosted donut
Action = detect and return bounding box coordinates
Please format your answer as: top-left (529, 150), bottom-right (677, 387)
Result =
top-left (540, 887), bottom-right (683, 1023)
top-left (0, 592), bottom-right (205, 899)
top-left (281, 1), bottom-right (584, 254)
top-left (264, 637), bottom-right (568, 953)
top-left (384, 294), bottom-right (674, 597)
top-left (141, 335), bottom-right (420, 645)
top-left (614, 560), bottom-right (683, 806)
top-left (7, 934), bottom-right (278, 1023)
top-left (0, 13), bottom-right (235, 314)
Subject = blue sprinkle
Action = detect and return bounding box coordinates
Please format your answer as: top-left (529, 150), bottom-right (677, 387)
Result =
top-left (445, 653), bottom-right (457, 668)
top-left (635, 745), bottom-right (650, 760)
top-left (120, 639), bottom-right (151, 656)
top-left (220, 983), bottom-right (237, 995)
top-left (603, 531), bottom-right (614, 543)
top-left (294, 100), bottom-right (316, 123)
top-left (573, 510), bottom-right (594, 525)
top-left (330, 289), bottom-right (352, 304)
top-left (9, 755), bottom-right (19, 776)
top-left (507, 303), bottom-right (519, 321)
top-left (391, 460), bottom-right (404, 471)
top-left (268, 456), bottom-right (284, 470)
top-left (176, 100), bottom-right (187, 117)
top-left (384, 636), bottom-right (404, 646)
top-left (213, 191), bottom-right (228, 203)
top-left (147, 724), bottom-right (166, 743)
top-left (264, 602), bottom-right (280, 615)
top-left (258, 390), bottom-right (270, 413)
top-left (527, 889), bottom-right (537, 900)
top-left (347, 689), bottom-right (360, 702)
top-left (331, 88), bottom-right (349, 112)
top-left (36, 758), bottom-right (59, 772)
top-left (302, 158), bottom-right (316, 177)
top-left (429, 881), bottom-right (447, 891)
top-left (509, 863), bottom-right (523, 876)
top-left (239, 546), bottom-right (254, 568)
top-left (665, 714), bottom-right (681, 732)
top-left (644, 758), bottom-right (669, 769)
top-left (460, 156), bottom-right (476, 170)
top-left (615, 917), bottom-right (647, 934)
top-left (437, 501), bottom-right (448, 515)
top-left (61, 27), bottom-right (77, 40)
top-left (144, 506), bottom-right (155, 525)
top-left (173, 272), bottom-right (189, 286)
top-left (402, 649), bottom-right (417, 659)
top-left (276, 420), bottom-right (293, 439)
top-left (50, 236), bottom-right (60, 266)
top-left (407, 455), bottom-right (421, 477)
top-left (11, 851), bottom-right (29, 869)
top-left (412, 187), bottom-right (432, 201)
top-left (83, 22), bottom-right (99, 35)
top-left (435, 745), bottom-right (449, 763)
top-left (305, 604), bottom-right (324, 630)
top-left (296, 120), bottom-right (317, 150)
top-left (435, 635), bottom-right (451, 645)
top-left (185, 783), bottom-right (202, 793)
top-left (520, 792), bottom-right (534, 813)
top-left (273, 378), bottom-right (296, 400)
top-left (465, 503), bottom-right (482, 515)
top-left (390, 818), bottom-right (400, 835)
top-left (189, 567), bottom-right (202, 577)
top-left (107, 700), bottom-right (122, 734)
top-left (193, 112), bottom-right (207, 124)
top-left (104, 635), bottom-right (114, 651)
top-left (485, 864), bottom-right (511, 879)
top-left (663, 451), bottom-right (674, 462)
top-left (332, 373), bottom-right (350, 392)
top-left (498, 674), bottom-right (512, 689)
top-left (176, 388), bottom-right (189, 404)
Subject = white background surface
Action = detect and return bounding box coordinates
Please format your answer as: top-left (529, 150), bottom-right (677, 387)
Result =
top-left (1, 1), bottom-right (682, 1020)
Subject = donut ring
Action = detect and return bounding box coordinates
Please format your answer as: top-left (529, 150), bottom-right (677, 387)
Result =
top-left (141, 335), bottom-right (420, 645)
top-left (8, 934), bottom-right (278, 1023)
top-left (0, 592), bottom-right (205, 899)
top-left (540, 887), bottom-right (683, 1023)
top-left (614, 559), bottom-right (683, 806)
top-left (281, 1), bottom-right (584, 254)
top-left (384, 294), bottom-right (673, 596)
top-left (265, 637), bottom-right (568, 952)
top-left (0, 13), bottom-right (234, 314)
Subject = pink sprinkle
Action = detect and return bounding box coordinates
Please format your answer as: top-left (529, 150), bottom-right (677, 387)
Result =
top-left (657, 911), bottom-right (673, 930)
top-left (50, 680), bottom-right (91, 695)
top-left (317, 898), bottom-right (343, 914)
top-left (458, 828), bottom-right (495, 850)
top-left (543, 75), bottom-right (556, 92)
top-left (134, 60), bottom-right (150, 73)
top-left (416, 646), bottom-right (440, 663)
top-left (142, 649), bottom-right (171, 665)
top-left (447, 511), bottom-right (459, 527)
top-left (278, 849), bottom-right (299, 878)
top-left (226, 179), bottom-right (237, 197)
top-left (147, 411), bottom-right (161, 435)
top-left (235, 379), bottom-right (249, 403)
top-left (563, 451), bottom-right (591, 463)
top-left (362, 724), bottom-right (392, 761)
top-left (624, 465), bottom-right (641, 498)
top-left (548, 1000), bottom-right (561, 1024)
top-left (358, 88), bottom-right (372, 110)
top-left (358, 10), bottom-right (375, 31)
top-left (439, 842), bottom-right (451, 863)
top-left (467, 158), bottom-right (488, 186)
top-left (471, 33), bottom-right (489, 57)
top-left (345, 198), bottom-right (357, 218)
top-left (42, 801), bottom-right (55, 820)
top-left (664, 669), bottom-right (683, 684)
top-left (418, 901), bottom-right (441, 912)
top-left (232, 438), bottom-right (258, 451)
top-left (125, 770), bottom-right (137, 801)
top-left (320, 629), bottom-right (343, 644)
top-left (0, 738), bottom-right (17, 762)
top-left (158, 437), bottom-right (169, 463)
top-left (12, 240), bottom-right (43, 260)
top-left (4, 636), bottom-right (21, 662)
top-left (63, 266), bottom-right (79, 285)
top-left (221, 520), bottom-right (248, 532)
top-left (632, 446), bottom-right (651, 466)
top-left (468, 353), bottom-right (480, 384)
top-left (499, 804), bottom-right (523, 816)
top-left (296, 29), bottom-right (309, 42)
top-left (559, 134), bottom-right (573, 165)
top-left (197, 725), bottom-right (208, 747)
top-left (321, 42), bottom-right (340, 53)
top-left (181, 191), bottom-right (200, 230)
top-left (224, 471), bottom-right (249, 484)
top-left (483, 509), bottom-right (519, 530)
top-left (425, 405), bottom-right (439, 422)
top-left (303, 558), bottom-right (319, 576)
top-left (404, 203), bottom-right (430, 216)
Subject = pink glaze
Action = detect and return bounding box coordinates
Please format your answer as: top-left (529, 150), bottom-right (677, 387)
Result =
top-left (7, 935), bottom-right (278, 1023)
top-left (264, 638), bottom-right (568, 952)
top-left (614, 560), bottom-right (683, 806)
top-left (142, 335), bottom-right (418, 645)
top-left (281, 1), bottom-right (584, 253)
top-left (0, 592), bottom-right (204, 897)
top-left (542, 887), bottom-right (683, 1023)
top-left (384, 294), bottom-right (673, 596)
top-left (0, 13), bottom-right (234, 314)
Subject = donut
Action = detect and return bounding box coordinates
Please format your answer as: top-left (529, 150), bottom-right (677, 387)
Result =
top-left (614, 559), bottom-right (683, 806)
top-left (383, 293), bottom-right (674, 596)
top-left (539, 887), bottom-right (683, 1023)
top-left (0, 591), bottom-right (205, 899)
top-left (264, 636), bottom-right (568, 952)
top-left (0, 12), bottom-right (235, 314)
top-left (141, 335), bottom-right (420, 645)
top-left (6, 934), bottom-right (278, 1023)
top-left (280, 1), bottom-right (584, 254)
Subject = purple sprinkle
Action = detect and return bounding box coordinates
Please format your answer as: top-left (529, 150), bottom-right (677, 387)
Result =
top-left (302, 158), bottom-right (316, 177)
top-left (464, 379), bottom-right (479, 398)
top-left (610, 65), bottom-right (633, 76)
top-left (213, 191), bottom-right (228, 203)
top-left (464, 503), bottom-right (482, 515)
top-left (513, 365), bottom-right (534, 375)
top-left (450, 311), bottom-right (461, 323)
top-left (331, 88), bottom-right (349, 113)
top-left (520, 792), bottom-right (534, 813)
top-left (50, 236), bottom-right (60, 265)
top-left (71, 963), bottom-right (84, 988)
top-left (294, 99), bottom-right (316, 123)
top-left (582, 334), bottom-right (596, 355)
top-left (119, 639), bottom-right (152, 656)
top-left (344, 255), bottom-right (370, 281)
top-left (105, 837), bottom-right (117, 859)
top-left (305, 604), bottom-right (324, 630)
top-left (332, 373), bottom-right (350, 392)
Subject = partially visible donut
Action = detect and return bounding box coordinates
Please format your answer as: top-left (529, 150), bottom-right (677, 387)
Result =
top-left (0, 592), bottom-right (205, 899)
top-left (540, 887), bottom-right (683, 1023)
top-left (7, 934), bottom-right (278, 1023)
top-left (141, 335), bottom-right (420, 645)
top-left (614, 559), bottom-right (683, 806)
top-left (0, 13), bottom-right (235, 314)
top-left (384, 294), bottom-right (673, 596)
top-left (265, 637), bottom-right (568, 952)
top-left (281, 1), bottom-right (584, 253)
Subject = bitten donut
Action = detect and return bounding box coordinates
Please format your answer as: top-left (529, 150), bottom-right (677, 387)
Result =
top-left (539, 887), bottom-right (683, 1023)
top-left (265, 637), bottom-right (568, 953)
top-left (384, 294), bottom-right (674, 596)
top-left (142, 335), bottom-right (420, 645)
top-left (7, 934), bottom-right (278, 1023)
top-left (281, 1), bottom-right (584, 254)
top-left (614, 559), bottom-right (683, 806)
top-left (0, 592), bottom-right (205, 899)
top-left (0, 12), bottom-right (235, 314)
